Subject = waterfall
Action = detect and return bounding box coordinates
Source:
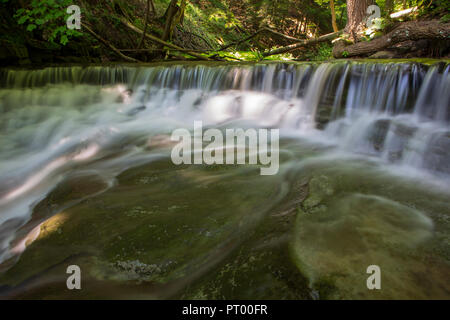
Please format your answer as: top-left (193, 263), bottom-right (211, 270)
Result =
top-left (0, 61), bottom-right (448, 264)
top-left (1, 62), bottom-right (447, 172)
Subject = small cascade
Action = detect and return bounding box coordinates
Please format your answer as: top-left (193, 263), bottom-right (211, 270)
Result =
top-left (0, 62), bottom-right (448, 177)
top-left (413, 63), bottom-right (450, 123)
top-left (323, 62), bottom-right (449, 177)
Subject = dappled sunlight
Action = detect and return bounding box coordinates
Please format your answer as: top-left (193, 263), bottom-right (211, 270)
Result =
top-left (37, 212), bottom-right (70, 240)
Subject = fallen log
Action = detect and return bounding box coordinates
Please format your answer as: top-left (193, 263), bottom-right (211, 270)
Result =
top-left (220, 27), bottom-right (306, 51)
top-left (119, 18), bottom-right (211, 61)
top-left (120, 48), bottom-right (212, 53)
top-left (261, 27), bottom-right (307, 42)
top-left (262, 30), bottom-right (343, 57)
top-left (121, 49), bottom-right (243, 61)
top-left (333, 20), bottom-right (450, 58)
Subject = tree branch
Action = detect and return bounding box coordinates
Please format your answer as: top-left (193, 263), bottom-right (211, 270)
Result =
top-left (263, 30), bottom-right (343, 57)
top-left (119, 17), bottom-right (211, 61)
top-left (82, 22), bottom-right (141, 63)
top-left (220, 27), bottom-right (306, 51)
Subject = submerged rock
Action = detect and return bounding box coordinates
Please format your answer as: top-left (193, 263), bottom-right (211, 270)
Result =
top-left (384, 122), bottom-right (417, 162)
top-left (366, 119), bottom-right (391, 152)
top-left (291, 172), bottom-right (450, 299)
top-left (302, 175), bottom-right (334, 210)
top-left (423, 131), bottom-right (450, 176)
top-left (126, 105), bottom-right (146, 116)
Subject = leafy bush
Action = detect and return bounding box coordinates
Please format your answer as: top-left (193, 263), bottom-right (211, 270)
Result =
top-left (314, 43), bottom-right (333, 61)
top-left (417, 0), bottom-right (450, 17)
top-left (303, 43), bottom-right (333, 61)
top-left (13, 0), bottom-right (83, 45)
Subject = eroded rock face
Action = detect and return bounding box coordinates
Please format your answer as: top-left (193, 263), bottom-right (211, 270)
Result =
top-left (366, 119), bottom-right (391, 152)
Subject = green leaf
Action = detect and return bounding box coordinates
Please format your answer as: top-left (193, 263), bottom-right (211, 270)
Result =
top-left (26, 24), bottom-right (37, 32)
top-left (17, 15), bottom-right (29, 25)
top-left (60, 35), bottom-right (69, 45)
top-left (35, 18), bottom-right (45, 25)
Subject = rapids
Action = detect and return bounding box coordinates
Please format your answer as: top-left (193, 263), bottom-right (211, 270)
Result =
top-left (0, 61), bottom-right (448, 299)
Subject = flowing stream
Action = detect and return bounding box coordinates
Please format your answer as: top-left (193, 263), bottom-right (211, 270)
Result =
top-left (0, 61), bottom-right (449, 299)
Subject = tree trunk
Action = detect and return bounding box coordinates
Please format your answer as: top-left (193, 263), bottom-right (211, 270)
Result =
top-left (150, 0), bottom-right (156, 14)
top-left (330, 0), bottom-right (338, 32)
top-left (333, 20), bottom-right (450, 58)
top-left (162, 0), bottom-right (179, 42)
top-left (385, 0), bottom-right (394, 14)
top-left (345, 0), bottom-right (374, 37)
top-left (172, 0), bottom-right (186, 32)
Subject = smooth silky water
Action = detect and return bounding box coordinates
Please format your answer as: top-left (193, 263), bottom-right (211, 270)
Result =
top-left (0, 61), bottom-right (448, 299)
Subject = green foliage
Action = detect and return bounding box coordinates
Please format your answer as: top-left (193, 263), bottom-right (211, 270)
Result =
top-left (425, 0), bottom-right (450, 16)
top-left (180, 49), bottom-right (293, 62)
top-left (304, 42), bottom-right (333, 61)
top-left (223, 50), bottom-right (262, 61)
top-left (153, 0), bottom-right (244, 49)
top-left (342, 50), bottom-right (349, 58)
top-left (393, 0), bottom-right (450, 18)
top-left (199, 50), bottom-right (263, 62)
top-left (13, 0), bottom-right (82, 45)
top-left (316, 42), bottom-right (333, 61)
top-left (263, 53), bottom-right (294, 61)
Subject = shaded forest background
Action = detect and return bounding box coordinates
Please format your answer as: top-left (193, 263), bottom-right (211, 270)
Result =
top-left (0, 0), bottom-right (449, 65)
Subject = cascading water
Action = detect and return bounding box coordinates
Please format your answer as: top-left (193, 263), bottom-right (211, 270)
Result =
top-left (0, 61), bottom-right (449, 299)
top-left (2, 62), bottom-right (446, 179)
top-left (324, 62), bottom-right (449, 178)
